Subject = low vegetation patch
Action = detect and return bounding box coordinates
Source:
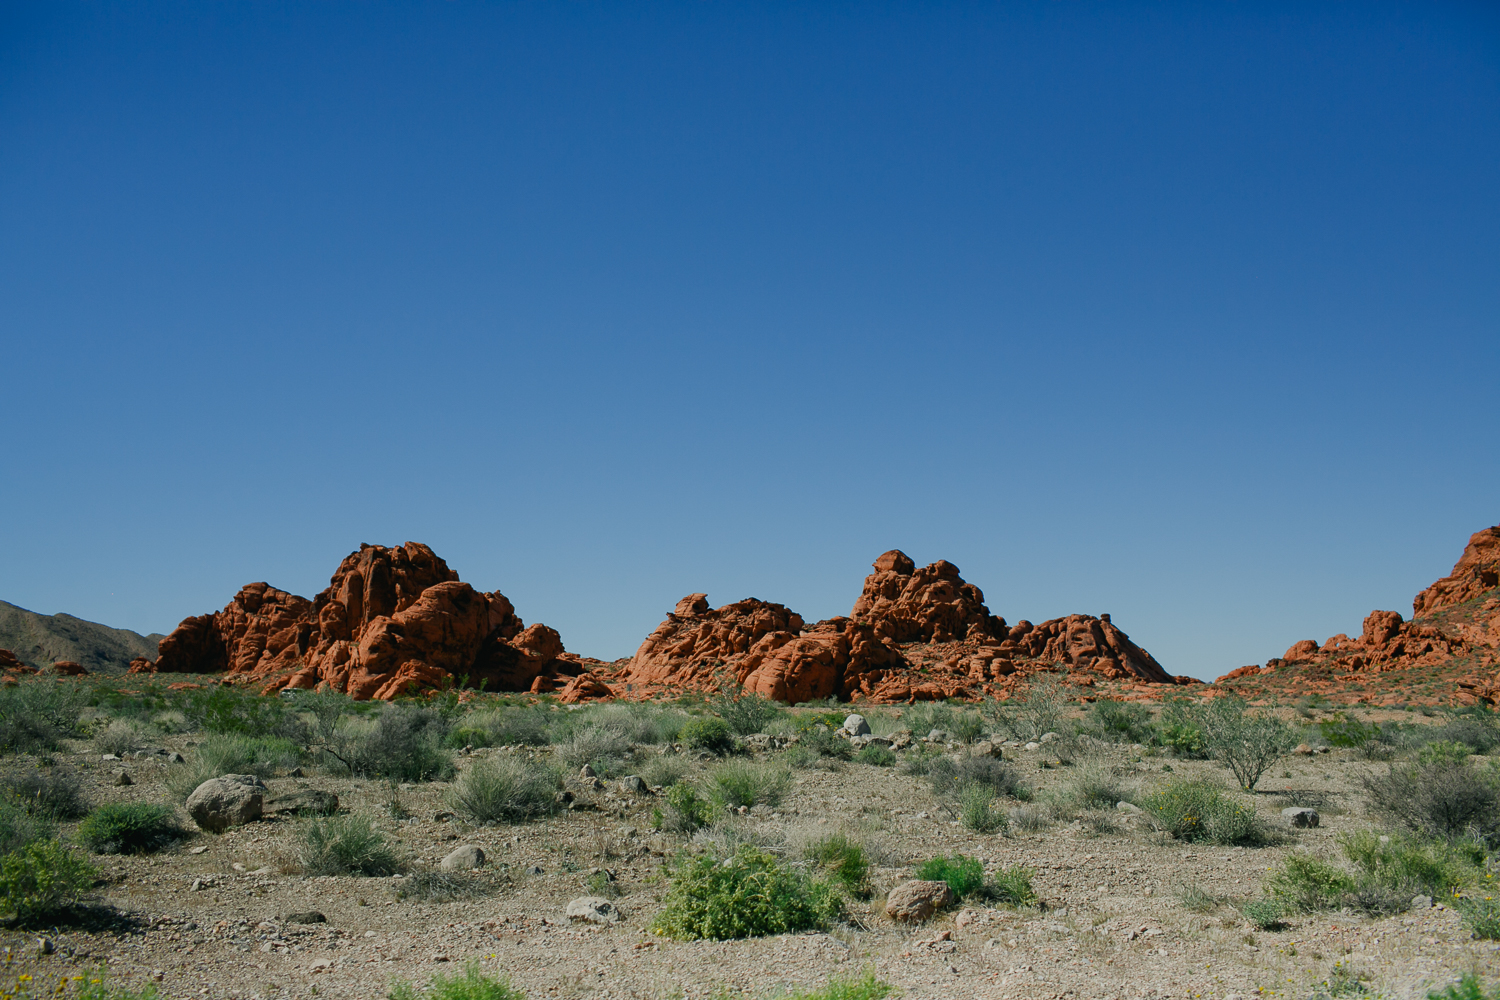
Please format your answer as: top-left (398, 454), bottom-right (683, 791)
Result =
top-left (852, 744), bottom-right (896, 767)
top-left (803, 833), bottom-right (870, 897)
top-left (927, 754), bottom-right (1026, 800)
top-left (1, 766), bottom-right (89, 820)
top-left (1363, 759), bottom-right (1500, 845)
top-left (710, 691), bottom-right (784, 736)
top-left (958, 784), bottom-right (1006, 833)
top-left (0, 838), bottom-right (97, 924)
top-left (650, 845), bottom-right (843, 940)
top-left (389, 960), bottom-right (525, 1000)
top-left (916, 853), bottom-right (986, 899)
top-left (1429, 974), bottom-right (1500, 1000)
top-left (778, 970), bottom-right (895, 1000)
top-left (165, 733), bottom-right (303, 799)
top-left (297, 813), bottom-right (403, 876)
top-left (652, 781), bottom-right (716, 833)
top-left (445, 758), bottom-right (560, 824)
top-left (0, 682), bottom-right (87, 756)
top-left (679, 717), bottom-right (734, 755)
top-left (77, 802), bottom-right (185, 855)
top-left (0, 792), bottom-right (55, 855)
top-left (706, 760), bottom-right (790, 809)
top-left (1140, 779), bottom-right (1267, 845)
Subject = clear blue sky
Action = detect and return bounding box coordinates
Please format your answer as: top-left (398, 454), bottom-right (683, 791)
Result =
top-left (2, 2), bottom-right (1496, 680)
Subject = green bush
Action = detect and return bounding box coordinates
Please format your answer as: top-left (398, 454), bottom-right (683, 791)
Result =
top-left (445, 758), bottom-right (560, 824)
top-left (0, 792), bottom-right (55, 855)
top-left (680, 717), bottom-right (734, 755)
top-left (1091, 701), bottom-right (1156, 744)
top-left (707, 760), bottom-right (790, 809)
top-left (985, 674), bottom-right (1067, 742)
top-left (1419, 740), bottom-right (1476, 766)
top-left (166, 733), bottom-right (303, 799)
top-left (779, 971), bottom-right (894, 1000)
top-left (1052, 759), bottom-right (1130, 812)
top-left (959, 784), bottom-right (1006, 833)
top-left (653, 781), bottom-right (716, 833)
top-left (949, 711), bottom-right (986, 745)
top-left (710, 691), bottom-right (784, 736)
top-left (0, 838), bottom-right (97, 923)
top-left (553, 724), bottom-right (633, 772)
top-left (1320, 714), bottom-right (1380, 748)
top-left (344, 705), bottom-right (455, 782)
top-left (1194, 697), bottom-right (1301, 791)
top-left (0, 682), bottom-right (87, 755)
top-left (990, 864), bottom-right (1037, 906)
top-left (72, 970), bottom-right (162, 1000)
top-left (1265, 853), bottom-right (1358, 912)
top-left (803, 833), bottom-right (870, 897)
top-left (388, 960), bottom-right (525, 1000)
top-left (915, 853), bottom-right (985, 899)
top-left (1363, 760), bottom-right (1500, 845)
top-left (639, 755), bottom-right (689, 789)
top-left (1429, 974), bottom-right (1500, 1000)
top-left (1, 766), bottom-right (89, 819)
top-left (297, 813), bottom-right (403, 876)
top-left (853, 744), bottom-right (896, 767)
top-left (1458, 895), bottom-right (1500, 941)
top-left (1140, 780), bottom-right (1264, 845)
top-left (927, 755), bottom-right (1025, 800)
top-left (1340, 830), bottom-right (1474, 898)
top-left (650, 845), bottom-right (843, 940)
top-left (796, 726), bottom-right (853, 761)
top-left (447, 706), bottom-right (553, 748)
top-left (1240, 898), bottom-right (1287, 930)
top-left (77, 803), bottom-right (184, 854)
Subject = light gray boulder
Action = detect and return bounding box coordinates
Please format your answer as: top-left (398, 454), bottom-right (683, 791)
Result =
top-left (186, 774), bottom-right (266, 833)
top-left (566, 896), bottom-right (621, 924)
top-left (842, 714), bottom-right (871, 737)
top-left (1281, 806), bottom-right (1320, 828)
top-left (440, 845), bottom-right (486, 871)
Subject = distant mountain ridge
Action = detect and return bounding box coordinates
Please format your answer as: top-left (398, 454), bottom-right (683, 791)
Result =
top-left (0, 600), bottom-right (164, 673)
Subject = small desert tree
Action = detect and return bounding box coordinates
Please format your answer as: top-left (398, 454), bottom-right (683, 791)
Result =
top-left (986, 672), bottom-right (1069, 742)
top-left (1195, 697), bottom-right (1300, 791)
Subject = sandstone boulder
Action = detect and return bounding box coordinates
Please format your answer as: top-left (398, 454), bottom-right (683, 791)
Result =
top-left (999, 614), bottom-right (1172, 684)
top-left (1414, 526), bottom-right (1500, 617)
top-left (0, 649), bottom-right (35, 676)
top-left (263, 790), bottom-right (339, 816)
top-left (851, 551), bottom-right (1004, 644)
top-left (50, 661), bottom-right (87, 676)
top-left (439, 845), bottom-right (486, 871)
top-left (187, 775), bottom-right (266, 833)
top-left (884, 880), bottom-right (954, 922)
top-left (566, 896), bottom-right (620, 924)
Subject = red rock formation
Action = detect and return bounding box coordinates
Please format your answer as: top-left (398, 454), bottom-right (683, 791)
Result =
top-left (1414, 526), bottom-right (1500, 617)
top-left (148, 542), bottom-right (572, 699)
top-left (50, 661), bottom-right (87, 676)
top-left (0, 649), bottom-right (36, 676)
top-left (851, 551), bottom-right (1005, 643)
top-left (997, 613), bottom-right (1173, 684)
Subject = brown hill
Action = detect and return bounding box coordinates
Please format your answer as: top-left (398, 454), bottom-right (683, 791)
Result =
top-left (1214, 525), bottom-right (1500, 706)
top-left (614, 549), bottom-right (1183, 703)
top-left (139, 542), bottom-right (593, 699)
top-left (0, 600), bottom-right (165, 673)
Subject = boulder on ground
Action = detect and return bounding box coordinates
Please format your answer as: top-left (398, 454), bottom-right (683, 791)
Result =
top-left (842, 714), bottom-right (871, 736)
top-left (885, 880), bottom-right (955, 922)
top-left (50, 661), bottom-right (87, 676)
top-left (264, 790), bottom-right (339, 816)
top-left (439, 845), bottom-right (486, 871)
top-left (186, 774), bottom-right (266, 833)
top-left (1281, 806), bottom-right (1320, 828)
top-left (566, 896), bottom-right (620, 924)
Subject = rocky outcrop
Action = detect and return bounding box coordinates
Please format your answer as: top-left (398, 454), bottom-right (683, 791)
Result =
top-left (144, 542), bottom-right (575, 699)
top-left (998, 614), bottom-right (1173, 684)
top-left (0, 649), bottom-right (35, 676)
top-left (50, 661), bottom-right (87, 676)
top-left (1414, 526), bottom-right (1500, 617)
top-left (851, 551), bottom-right (1005, 643)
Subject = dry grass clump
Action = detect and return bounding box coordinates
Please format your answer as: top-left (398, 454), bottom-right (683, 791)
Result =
top-left (446, 757), bottom-right (561, 824)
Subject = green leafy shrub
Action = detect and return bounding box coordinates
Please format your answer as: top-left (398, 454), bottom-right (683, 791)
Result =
top-left (853, 744), bottom-right (896, 767)
top-left (1363, 760), bottom-right (1500, 845)
top-left (680, 717), bottom-right (734, 755)
top-left (915, 853), bottom-right (985, 899)
top-left (1052, 759), bottom-right (1130, 812)
top-left (779, 970), bottom-right (894, 1000)
top-left (72, 970), bottom-right (163, 1000)
top-left (650, 845), bottom-right (843, 940)
top-left (707, 760), bottom-right (790, 809)
top-left (653, 781), bottom-right (716, 833)
top-left (1458, 895), bottom-right (1500, 941)
top-left (1320, 714), bottom-right (1380, 749)
top-left (803, 833), bottom-right (870, 897)
top-left (989, 864), bottom-right (1037, 906)
top-left (1419, 740), bottom-right (1476, 766)
top-left (1, 766), bottom-right (88, 820)
top-left (166, 733), bottom-right (303, 799)
top-left (1140, 780), bottom-right (1265, 845)
top-left (1194, 697), bottom-right (1301, 790)
top-left (1240, 898), bottom-right (1287, 930)
top-left (445, 758), bottom-right (560, 824)
top-left (949, 711), bottom-right (986, 745)
top-left (344, 704), bottom-right (455, 782)
top-left (388, 960), bottom-right (525, 1000)
top-left (0, 792), bottom-right (54, 855)
top-left (297, 813), bottom-right (403, 876)
top-left (710, 691), bottom-right (784, 736)
top-left (1339, 830), bottom-right (1474, 898)
top-left (448, 706), bottom-right (553, 748)
top-left (77, 802), bottom-right (184, 854)
top-left (1429, 974), bottom-right (1500, 1000)
top-left (639, 755), bottom-right (689, 789)
top-left (0, 682), bottom-right (87, 755)
top-left (0, 839), bottom-right (97, 923)
top-left (1091, 701), bottom-right (1156, 744)
top-left (796, 726), bottom-right (853, 761)
top-left (959, 784), bottom-right (1006, 833)
top-left (1265, 853), bottom-right (1358, 912)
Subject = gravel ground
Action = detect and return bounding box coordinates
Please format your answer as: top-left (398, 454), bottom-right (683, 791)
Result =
top-left (3, 723), bottom-right (1498, 1000)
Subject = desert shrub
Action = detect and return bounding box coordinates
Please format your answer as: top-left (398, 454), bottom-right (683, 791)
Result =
top-left (0, 793), bottom-right (54, 855)
top-left (796, 725), bottom-right (853, 761)
top-left (1265, 853), bottom-right (1358, 912)
top-left (989, 864), bottom-right (1037, 906)
top-left (388, 960), bottom-right (524, 1000)
top-left (853, 744), bottom-right (895, 767)
top-left (0, 681), bottom-right (87, 755)
top-left (1439, 713), bottom-right (1500, 755)
top-left (679, 717), bottom-right (734, 755)
top-left (949, 711), bottom-right (987, 745)
top-left (174, 682), bottom-right (306, 736)
top-left (394, 871), bottom-right (496, 904)
top-left (1177, 883), bottom-right (1223, 912)
top-left (1419, 740), bottom-right (1476, 766)
top-left (710, 691), bottom-right (784, 736)
top-left (1194, 698), bottom-right (1301, 790)
top-left (166, 733), bottom-right (302, 799)
top-left (342, 704), bottom-right (454, 782)
top-left (959, 784), bottom-right (1006, 833)
top-left (804, 833), bottom-right (870, 896)
top-left (985, 674), bottom-right (1068, 742)
top-left (448, 706), bottom-right (553, 748)
top-left (916, 853), bottom-right (985, 899)
top-left (653, 781), bottom-right (716, 833)
top-left (707, 759), bottom-right (790, 809)
top-left (77, 803), bottom-right (184, 854)
top-left (1319, 714), bottom-right (1380, 749)
top-left (1052, 758), bottom-right (1130, 812)
top-left (0, 838), bottom-right (97, 923)
top-left (297, 813), bottom-right (403, 876)
top-left (897, 746), bottom-right (941, 776)
top-left (1458, 896), bottom-right (1500, 941)
top-left (1009, 803), bottom-right (1051, 833)
top-left (1363, 760), bottom-right (1500, 845)
top-left (73, 970), bottom-right (163, 1000)
top-left (639, 755), bottom-right (690, 788)
top-left (445, 758), bottom-right (560, 824)
top-left (1140, 780), bottom-right (1265, 845)
top-left (0, 766), bottom-right (87, 820)
top-left (651, 845), bottom-right (843, 940)
top-left (551, 724), bottom-right (632, 772)
top-left (1090, 701), bottom-right (1156, 744)
top-left (778, 970), bottom-right (894, 1000)
top-left (1158, 699), bottom-right (1209, 759)
top-left (560, 702), bottom-right (688, 746)
top-left (93, 718), bottom-right (155, 756)
top-left (1429, 974), bottom-right (1500, 1000)
top-left (1340, 830), bottom-right (1475, 898)
top-left (928, 754), bottom-right (1025, 800)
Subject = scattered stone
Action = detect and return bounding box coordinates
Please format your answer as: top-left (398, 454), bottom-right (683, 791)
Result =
top-left (100, 754), bottom-right (119, 762)
top-left (185, 774), bottom-right (266, 833)
top-left (970, 741), bottom-right (998, 758)
top-left (287, 911), bottom-right (326, 924)
top-left (1293, 744), bottom-right (1315, 756)
top-left (188, 845), bottom-right (209, 855)
top-left (1039, 732), bottom-right (1059, 743)
top-left (927, 729), bottom-right (950, 743)
top-left (526, 865), bottom-right (544, 876)
top-left (166, 752), bottom-right (186, 764)
top-left (35, 937), bottom-right (54, 956)
top-left (618, 775), bottom-right (648, 795)
top-left (264, 789), bottom-right (339, 816)
top-left (842, 714), bottom-right (871, 736)
top-left (1116, 801), bottom-right (1143, 814)
top-left (566, 896), bottom-right (620, 925)
top-left (1024, 742), bottom-right (1040, 751)
top-left (439, 845), bottom-right (486, 871)
top-left (580, 764), bottom-right (596, 778)
top-left (1281, 807), bottom-right (1320, 828)
top-left (433, 811), bottom-right (455, 823)
top-left (1411, 895), bottom-right (1432, 910)
top-left (288, 767), bottom-right (305, 777)
top-left (885, 880), bottom-right (955, 922)
top-left (113, 770), bottom-right (133, 786)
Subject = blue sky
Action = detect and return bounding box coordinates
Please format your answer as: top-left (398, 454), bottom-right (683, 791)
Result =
top-left (1, 2), bottom-right (1496, 680)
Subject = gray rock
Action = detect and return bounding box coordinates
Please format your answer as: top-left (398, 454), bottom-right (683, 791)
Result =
top-left (264, 789), bottom-right (339, 816)
top-left (566, 896), bottom-right (620, 924)
top-left (1023, 742), bottom-right (1041, 751)
top-left (970, 741), bottom-right (999, 758)
top-left (1411, 894), bottom-right (1432, 910)
top-left (618, 775), bottom-right (648, 795)
top-left (842, 714), bottom-right (871, 737)
top-left (113, 770), bottom-right (133, 786)
top-left (884, 880), bottom-right (955, 922)
top-left (1039, 732), bottom-right (1059, 744)
top-left (926, 729), bottom-right (950, 743)
top-left (166, 752), bottom-right (186, 764)
top-left (848, 735), bottom-right (873, 749)
top-left (1115, 801), bottom-right (1143, 814)
top-left (526, 865), bottom-right (545, 875)
top-left (1281, 807), bottom-right (1320, 828)
top-left (186, 775), bottom-right (266, 833)
top-left (440, 845), bottom-right (486, 871)
top-left (286, 911), bottom-right (326, 924)
top-left (580, 764), bottom-right (596, 778)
